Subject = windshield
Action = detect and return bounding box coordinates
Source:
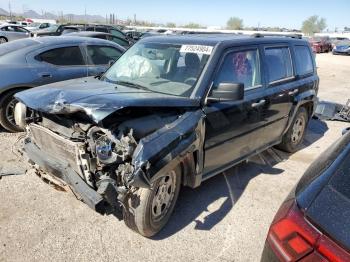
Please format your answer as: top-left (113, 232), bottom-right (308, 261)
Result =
top-left (337, 40), bottom-right (350, 46)
top-left (28, 23), bottom-right (40, 27)
top-left (102, 42), bottom-right (212, 97)
top-left (42, 24), bottom-right (59, 32)
top-left (311, 37), bottom-right (322, 42)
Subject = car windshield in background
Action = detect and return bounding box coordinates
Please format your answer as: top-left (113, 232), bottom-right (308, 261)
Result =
top-left (28, 23), bottom-right (41, 27)
top-left (0, 39), bottom-right (39, 56)
top-left (311, 37), bottom-right (322, 42)
top-left (42, 24), bottom-right (59, 32)
top-left (102, 42), bottom-right (212, 97)
top-left (337, 40), bottom-right (350, 46)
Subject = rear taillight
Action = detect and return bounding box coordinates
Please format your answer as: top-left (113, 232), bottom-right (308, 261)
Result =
top-left (318, 235), bottom-right (350, 262)
top-left (267, 201), bottom-right (350, 262)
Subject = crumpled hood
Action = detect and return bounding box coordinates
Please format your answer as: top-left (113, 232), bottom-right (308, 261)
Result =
top-left (15, 77), bottom-right (200, 124)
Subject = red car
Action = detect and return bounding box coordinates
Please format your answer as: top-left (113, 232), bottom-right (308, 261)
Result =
top-left (261, 130), bottom-right (350, 261)
top-left (309, 36), bottom-right (332, 53)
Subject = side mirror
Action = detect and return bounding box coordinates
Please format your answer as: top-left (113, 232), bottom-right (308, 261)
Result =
top-left (208, 82), bottom-right (244, 102)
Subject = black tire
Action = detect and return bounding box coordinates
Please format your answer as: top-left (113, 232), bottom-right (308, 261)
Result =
top-left (0, 89), bottom-right (25, 132)
top-left (276, 107), bottom-right (309, 153)
top-left (0, 37), bottom-right (7, 44)
top-left (123, 166), bottom-right (181, 237)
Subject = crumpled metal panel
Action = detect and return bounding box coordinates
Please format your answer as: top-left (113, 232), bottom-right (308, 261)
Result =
top-left (14, 77), bottom-right (200, 124)
top-left (315, 100), bottom-right (350, 122)
top-left (131, 110), bottom-right (205, 184)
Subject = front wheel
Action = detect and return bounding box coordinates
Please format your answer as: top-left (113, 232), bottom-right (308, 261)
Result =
top-left (123, 167), bottom-right (181, 237)
top-left (0, 37), bottom-right (7, 44)
top-left (276, 107), bottom-right (308, 153)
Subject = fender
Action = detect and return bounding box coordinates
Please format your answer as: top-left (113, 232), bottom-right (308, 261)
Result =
top-left (129, 110), bottom-right (205, 188)
top-left (283, 89), bottom-right (317, 135)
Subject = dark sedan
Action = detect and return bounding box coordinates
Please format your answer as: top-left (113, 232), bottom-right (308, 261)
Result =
top-left (332, 40), bottom-right (350, 55)
top-left (0, 36), bottom-right (125, 132)
top-left (261, 130), bottom-right (350, 261)
top-left (66, 31), bottom-right (131, 48)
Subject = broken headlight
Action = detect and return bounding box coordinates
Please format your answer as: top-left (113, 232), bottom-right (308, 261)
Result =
top-left (89, 127), bottom-right (137, 166)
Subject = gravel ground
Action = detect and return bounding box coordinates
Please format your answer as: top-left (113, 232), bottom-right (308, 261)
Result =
top-left (0, 53), bottom-right (349, 262)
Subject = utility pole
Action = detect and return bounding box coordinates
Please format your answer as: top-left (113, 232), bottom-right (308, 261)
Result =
top-left (8, 0), bottom-right (12, 21)
top-left (134, 14), bottom-right (136, 25)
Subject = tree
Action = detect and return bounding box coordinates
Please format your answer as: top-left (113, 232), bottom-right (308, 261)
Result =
top-left (166, 22), bottom-right (176, 28)
top-left (226, 17), bottom-right (243, 30)
top-left (183, 22), bottom-right (203, 29)
top-left (301, 15), bottom-right (327, 36)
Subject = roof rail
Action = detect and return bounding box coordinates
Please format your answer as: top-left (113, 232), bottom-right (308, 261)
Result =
top-left (252, 33), bottom-right (303, 39)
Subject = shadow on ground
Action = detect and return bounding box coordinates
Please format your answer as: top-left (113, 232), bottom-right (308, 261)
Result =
top-left (153, 119), bottom-right (328, 239)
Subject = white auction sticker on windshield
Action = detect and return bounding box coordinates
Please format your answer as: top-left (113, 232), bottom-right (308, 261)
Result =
top-left (180, 45), bottom-right (213, 55)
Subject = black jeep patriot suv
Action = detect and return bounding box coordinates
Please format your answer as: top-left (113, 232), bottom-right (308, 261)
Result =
top-left (15, 34), bottom-right (318, 237)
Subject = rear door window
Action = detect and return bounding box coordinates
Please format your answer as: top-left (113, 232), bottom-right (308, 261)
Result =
top-left (265, 47), bottom-right (293, 83)
top-left (86, 46), bottom-right (122, 65)
top-left (38, 46), bottom-right (85, 66)
top-left (294, 45), bottom-right (314, 76)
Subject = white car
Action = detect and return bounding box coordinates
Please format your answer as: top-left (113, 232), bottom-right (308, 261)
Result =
top-left (25, 22), bottom-right (53, 32)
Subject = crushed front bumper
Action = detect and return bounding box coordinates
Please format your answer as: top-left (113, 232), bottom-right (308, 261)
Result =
top-left (24, 140), bottom-right (108, 214)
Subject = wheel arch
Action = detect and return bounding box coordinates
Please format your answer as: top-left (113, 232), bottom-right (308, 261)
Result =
top-left (0, 86), bottom-right (33, 103)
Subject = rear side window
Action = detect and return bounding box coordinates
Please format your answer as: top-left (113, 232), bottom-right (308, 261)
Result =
top-left (265, 47), bottom-right (293, 83)
top-left (294, 45), bottom-right (314, 76)
top-left (86, 46), bottom-right (122, 65)
top-left (38, 46), bottom-right (85, 66)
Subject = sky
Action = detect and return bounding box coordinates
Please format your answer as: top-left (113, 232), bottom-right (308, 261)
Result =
top-left (1, 0), bottom-right (349, 30)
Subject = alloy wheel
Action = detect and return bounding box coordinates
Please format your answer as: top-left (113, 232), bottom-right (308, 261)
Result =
top-left (291, 116), bottom-right (305, 144)
top-left (151, 171), bottom-right (177, 222)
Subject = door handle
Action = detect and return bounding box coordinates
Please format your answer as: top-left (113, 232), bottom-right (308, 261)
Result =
top-left (288, 89), bottom-right (298, 96)
top-left (251, 99), bottom-right (266, 108)
top-left (40, 73), bottom-right (52, 78)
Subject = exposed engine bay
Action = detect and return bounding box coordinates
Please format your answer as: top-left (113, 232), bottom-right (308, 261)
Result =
top-left (19, 106), bottom-right (183, 213)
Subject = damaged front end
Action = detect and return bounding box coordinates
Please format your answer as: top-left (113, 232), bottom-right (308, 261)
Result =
top-left (15, 93), bottom-right (204, 215)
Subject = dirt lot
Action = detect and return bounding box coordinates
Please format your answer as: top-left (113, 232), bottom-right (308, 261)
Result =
top-left (0, 53), bottom-right (349, 262)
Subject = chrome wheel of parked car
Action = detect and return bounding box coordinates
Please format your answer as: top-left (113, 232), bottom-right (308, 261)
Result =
top-left (0, 37), bottom-right (7, 44)
top-left (5, 97), bottom-right (17, 126)
top-left (0, 90), bottom-right (25, 132)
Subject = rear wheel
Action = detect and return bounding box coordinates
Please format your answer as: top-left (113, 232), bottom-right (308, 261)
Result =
top-left (0, 37), bottom-right (7, 44)
top-left (276, 107), bottom-right (308, 153)
top-left (0, 89), bottom-right (25, 132)
top-left (123, 167), bottom-right (181, 237)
